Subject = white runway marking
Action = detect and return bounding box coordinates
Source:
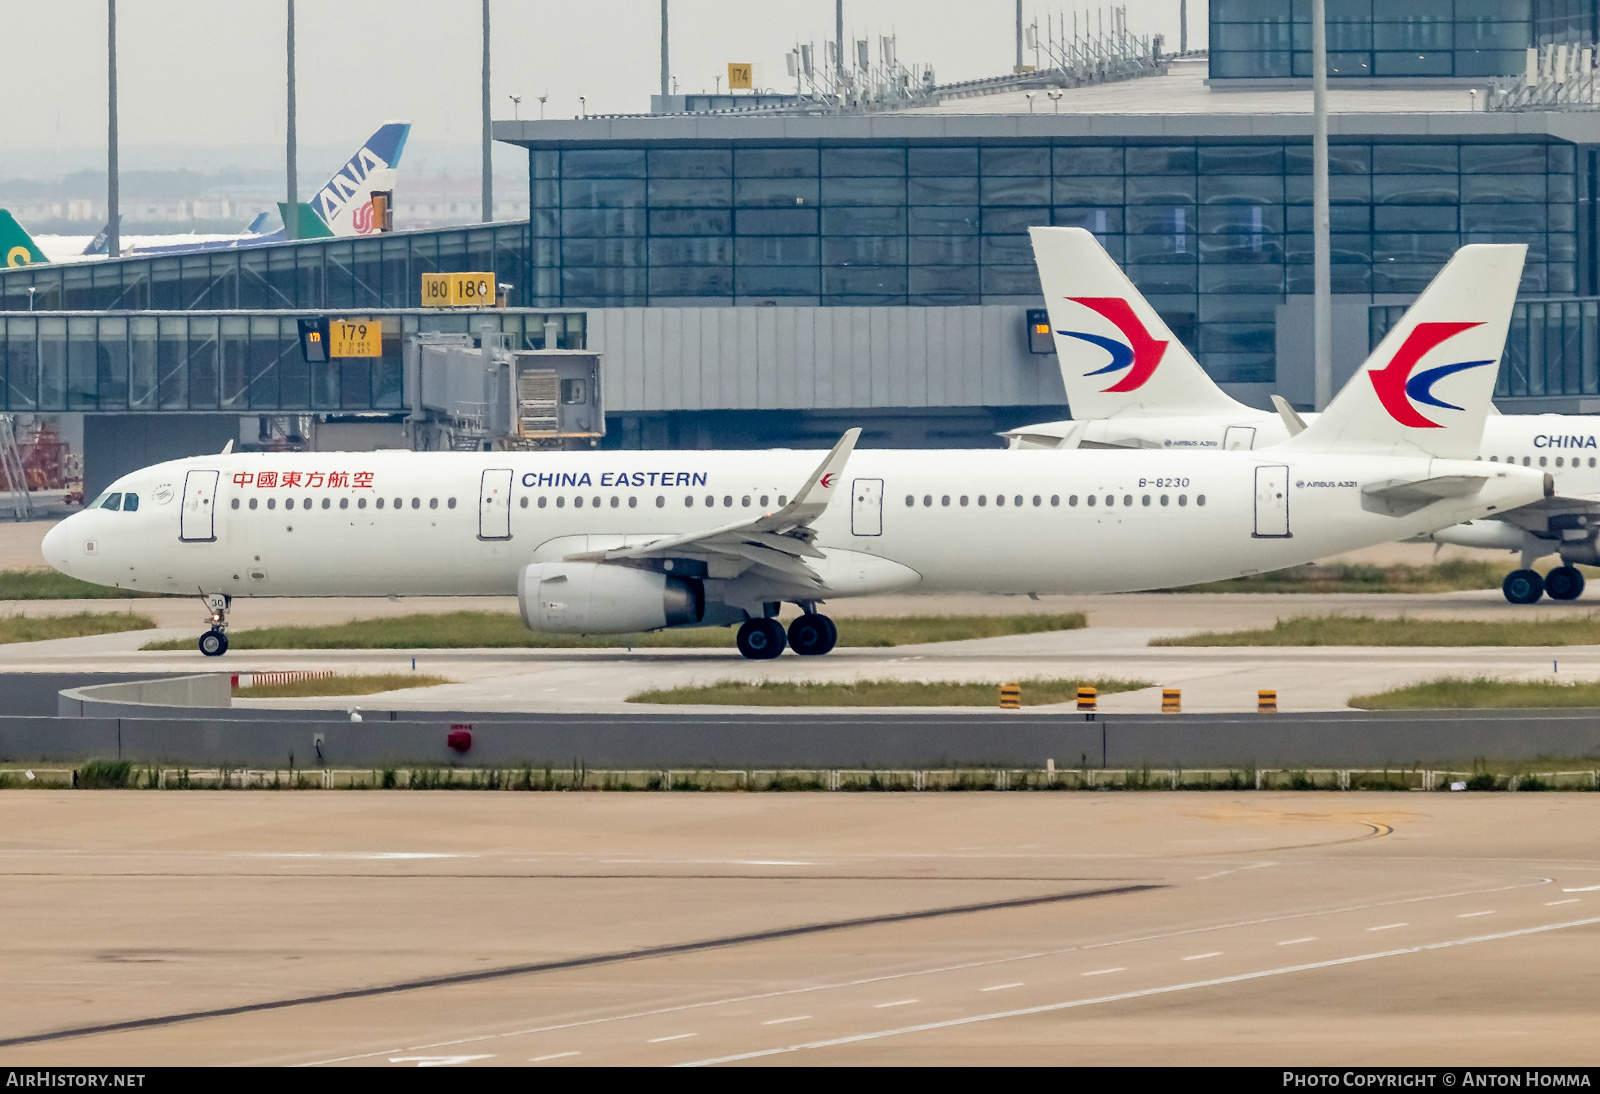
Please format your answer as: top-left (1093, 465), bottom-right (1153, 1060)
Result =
top-left (648, 1033), bottom-right (697, 1043)
top-left (1457, 911), bottom-right (1495, 918)
top-left (761, 1016), bottom-right (811, 1026)
top-left (387, 1055), bottom-right (494, 1067)
top-left (874, 999), bottom-right (919, 1008)
top-left (530, 1051), bottom-right (581, 1062)
top-left (1366, 923), bottom-right (1408, 931)
top-left (298, 875), bottom-right (1555, 1066)
top-left (1561, 884), bottom-right (1600, 892)
top-left (1080, 968), bottom-right (1124, 976)
top-left (1546, 899), bottom-right (1579, 906)
top-left (678, 915), bottom-right (1600, 1066)
top-left (1181, 952), bottom-right (1223, 961)
top-left (980, 983), bottom-right (1023, 992)
top-left (1277, 937), bottom-right (1316, 946)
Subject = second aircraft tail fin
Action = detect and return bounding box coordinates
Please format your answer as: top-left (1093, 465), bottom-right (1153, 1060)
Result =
top-left (306, 121), bottom-right (411, 238)
top-left (1286, 243), bottom-right (1526, 459)
top-left (1029, 226), bottom-right (1249, 419)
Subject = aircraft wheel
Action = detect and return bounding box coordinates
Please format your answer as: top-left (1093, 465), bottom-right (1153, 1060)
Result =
top-left (788, 613), bottom-right (838, 656)
top-left (1502, 568), bottom-right (1545, 605)
top-left (1546, 565), bottom-right (1586, 601)
top-left (736, 618), bottom-right (787, 660)
top-left (198, 629), bottom-right (229, 657)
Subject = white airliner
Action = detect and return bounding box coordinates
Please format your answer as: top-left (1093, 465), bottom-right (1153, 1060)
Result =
top-left (1013, 227), bottom-right (1600, 605)
top-left (43, 246), bottom-right (1542, 661)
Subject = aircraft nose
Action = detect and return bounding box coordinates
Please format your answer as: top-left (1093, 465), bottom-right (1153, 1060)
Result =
top-left (40, 518), bottom-right (71, 575)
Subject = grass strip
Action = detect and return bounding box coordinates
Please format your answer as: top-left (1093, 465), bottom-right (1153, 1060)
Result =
top-left (627, 677), bottom-right (1150, 707)
top-left (1349, 676), bottom-right (1600, 710)
top-left (142, 611), bottom-right (1087, 651)
top-left (0, 611), bottom-right (157, 645)
top-left (1152, 613), bottom-right (1600, 648)
top-left (1171, 560), bottom-right (1529, 594)
top-left (235, 673), bottom-right (453, 698)
top-left (0, 569), bottom-right (169, 600)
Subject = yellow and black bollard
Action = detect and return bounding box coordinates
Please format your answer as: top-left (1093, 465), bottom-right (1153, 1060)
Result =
top-left (1162, 688), bottom-right (1181, 714)
top-left (1258, 688), bottom-right (1278, 714)
top-left (999, 682), bottom-right (1021, 710)
top-left (1077, 685), bottom-right (1097, 712)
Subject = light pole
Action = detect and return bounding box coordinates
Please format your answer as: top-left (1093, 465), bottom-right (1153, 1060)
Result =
top-left (660, 0), bottom-right (669, 99)
top-left (285, 0), bottom-right (298, 242)
top-left (107, 0), bottom-right (119, 258)
top-left (481, 0), bottom-right (492, 223)
top-left (509, 94), bottom-right (521, 121)
top-left (1312, 0), bottom-right (1332, 410)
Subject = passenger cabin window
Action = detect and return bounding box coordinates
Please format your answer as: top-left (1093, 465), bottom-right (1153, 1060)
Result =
top-left (1050, 495), bottom-right (1059, 506)
top-left (905, 495), bottom-right (915, 507)
top-left (1179, 495), bottom-right (1189, 506)
top-left (323, 498), bottom-right (332, 509)
top-left (448, 497), bottom-right (457, 508)
top-left (100, 493), bottom-right (122, 511)
top-left (358, 497), bottom-right (367, 509)
top-left (656, 495), bottom-right (665, 507)
top-left (267, 498), bottom-right (277, 510)
top-left (249, 498), bottom-right (258, 510)
top-left (339, 498), bottom-right (348, 510)
top-left (376, 497), bottom-right (385, 509)
top-left (1197, 494), bottom-right (1207, 506)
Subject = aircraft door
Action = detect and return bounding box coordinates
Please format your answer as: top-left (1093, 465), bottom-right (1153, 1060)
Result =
top-left (851, 477), bottom-right (883, 536)
top-left (1253, 464), bottom-right (1291, 538)
top-left (1224, 426), bottom-right (1256, 451)
top-left (479, 468), bottom-right (514, 540)
top-left (179, 470), bottom-right (219, 542)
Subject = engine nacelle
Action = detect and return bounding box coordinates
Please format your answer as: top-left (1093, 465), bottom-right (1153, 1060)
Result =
top-left (517, 562), bottom-right (703, 634)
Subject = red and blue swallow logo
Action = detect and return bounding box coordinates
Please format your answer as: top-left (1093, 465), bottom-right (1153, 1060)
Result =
top-left (1056, 297), bottom-right (1169, 393)
top-left (1368, 321), bottom-right (1493, 429)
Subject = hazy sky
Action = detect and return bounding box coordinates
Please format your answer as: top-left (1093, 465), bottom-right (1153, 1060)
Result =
top-left (4, 0), bottom-right (1203, 178)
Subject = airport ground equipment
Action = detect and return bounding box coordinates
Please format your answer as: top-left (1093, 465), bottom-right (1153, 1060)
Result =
top-left (407, 330), bottom-right (603, 452)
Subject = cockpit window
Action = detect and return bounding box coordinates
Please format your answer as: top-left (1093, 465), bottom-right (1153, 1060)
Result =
top-left (122, 493), bottom-right (139, 512)
top-left (100, 492), bottom-right (123, 511)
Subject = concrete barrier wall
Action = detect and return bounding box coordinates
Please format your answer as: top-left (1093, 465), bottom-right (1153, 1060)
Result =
top-left (58, 675), bottom-right (232, 719)
top-left (3, 709), bottom-right (1600, 769)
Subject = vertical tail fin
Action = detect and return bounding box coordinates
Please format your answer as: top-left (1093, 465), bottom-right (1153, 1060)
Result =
top-left (1286, 244), bottom-right (1526, 458)
top-left (307, 121), bottom-right (411, 237)
top-left (1029, 226), bottom-right (1248, 418)
top-left (0, 211), bottom-right (47, 267)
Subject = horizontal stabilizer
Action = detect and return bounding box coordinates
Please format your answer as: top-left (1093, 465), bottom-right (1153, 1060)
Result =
top-left (1360, 475), bottom-right (1487, 517)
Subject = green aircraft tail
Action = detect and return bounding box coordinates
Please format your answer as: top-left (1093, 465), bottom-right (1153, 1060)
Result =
top-left (276, 202), bottom-right (334, 240)
top-left (0, 210), bottom-right (48, 267)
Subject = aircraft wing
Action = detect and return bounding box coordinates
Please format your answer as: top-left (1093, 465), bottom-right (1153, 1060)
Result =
top-left (562, 428), bottom-right (861, 587)
top-left (1491, 492), bottom-right (1600, 536)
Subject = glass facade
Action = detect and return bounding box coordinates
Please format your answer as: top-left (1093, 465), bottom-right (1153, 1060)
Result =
top-left (1210, 0), bottom-right (1536, 80)
top-left (0, 222), bottom-right (529, 314)
top-left (1375, 297), bottom-right (1600, 398)
top-left (0, 309), bottom-right (584, 413)
top-left (527, 138), bottom-right (1582, 384)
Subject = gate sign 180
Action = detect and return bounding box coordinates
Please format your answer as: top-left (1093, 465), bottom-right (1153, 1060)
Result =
top-left (421, 271), bottom-right (496, 307)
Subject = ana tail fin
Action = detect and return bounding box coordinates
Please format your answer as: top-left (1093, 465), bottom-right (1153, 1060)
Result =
top-left (1286, 243), bottom-right (1526, 458)
top-left (1029, 226), bottom-right (1247, 419)
top-left (0, 210), bottom-right (48, 267)
top-left (306, 121), bottom-right (411, 238)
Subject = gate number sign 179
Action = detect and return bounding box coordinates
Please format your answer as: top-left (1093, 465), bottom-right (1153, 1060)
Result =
top-left (330, 318), bottom-right (381, 358)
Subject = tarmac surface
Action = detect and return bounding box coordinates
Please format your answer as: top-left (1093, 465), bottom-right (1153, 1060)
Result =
top-left (0, 792), bottom-right (1596, 1066)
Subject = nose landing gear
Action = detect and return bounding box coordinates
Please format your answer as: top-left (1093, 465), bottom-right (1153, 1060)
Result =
top-left (198, 592), bottom-right (230, 657)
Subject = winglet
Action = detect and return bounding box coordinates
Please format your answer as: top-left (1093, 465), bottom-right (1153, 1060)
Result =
top-left (777, 428), bottom-right (861, 524)
top-left (1270, 395), bottom-right (1307, 437)
top-left (220, 440), bottom-right (234, 455)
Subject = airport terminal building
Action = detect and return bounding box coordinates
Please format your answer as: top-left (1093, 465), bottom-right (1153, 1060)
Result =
top-left (7, 0), bottom-right (1600, 484)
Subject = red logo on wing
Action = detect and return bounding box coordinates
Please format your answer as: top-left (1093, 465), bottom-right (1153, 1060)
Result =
top-left (820, 473), bottom-right (837, 488)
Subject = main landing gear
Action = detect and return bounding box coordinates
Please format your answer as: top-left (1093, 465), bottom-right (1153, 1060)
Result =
top-left (1502, 566), bottom-right (1585, 604)
top-left (734, 606), bottom-right (839, 660)
top-left (198, 592), bottom-right (230, 657)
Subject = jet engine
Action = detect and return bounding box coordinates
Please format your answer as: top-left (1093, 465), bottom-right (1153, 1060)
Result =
top-left (517, 562), bottom-right (704, 634)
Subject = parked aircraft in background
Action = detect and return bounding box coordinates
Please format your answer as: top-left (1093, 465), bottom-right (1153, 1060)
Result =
top-left (43, 243), bottom-right (1545, 659)
top-left (1016, 226), bottom-right (1600, 604)
top-left (8, 122), bottom-right (411, 265)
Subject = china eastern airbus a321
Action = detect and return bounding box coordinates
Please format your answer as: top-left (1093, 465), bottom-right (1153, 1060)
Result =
top-left (1013, 226), bottom-right (1600, 605)
top-left (43, 245), bottom-right (1546, 660)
